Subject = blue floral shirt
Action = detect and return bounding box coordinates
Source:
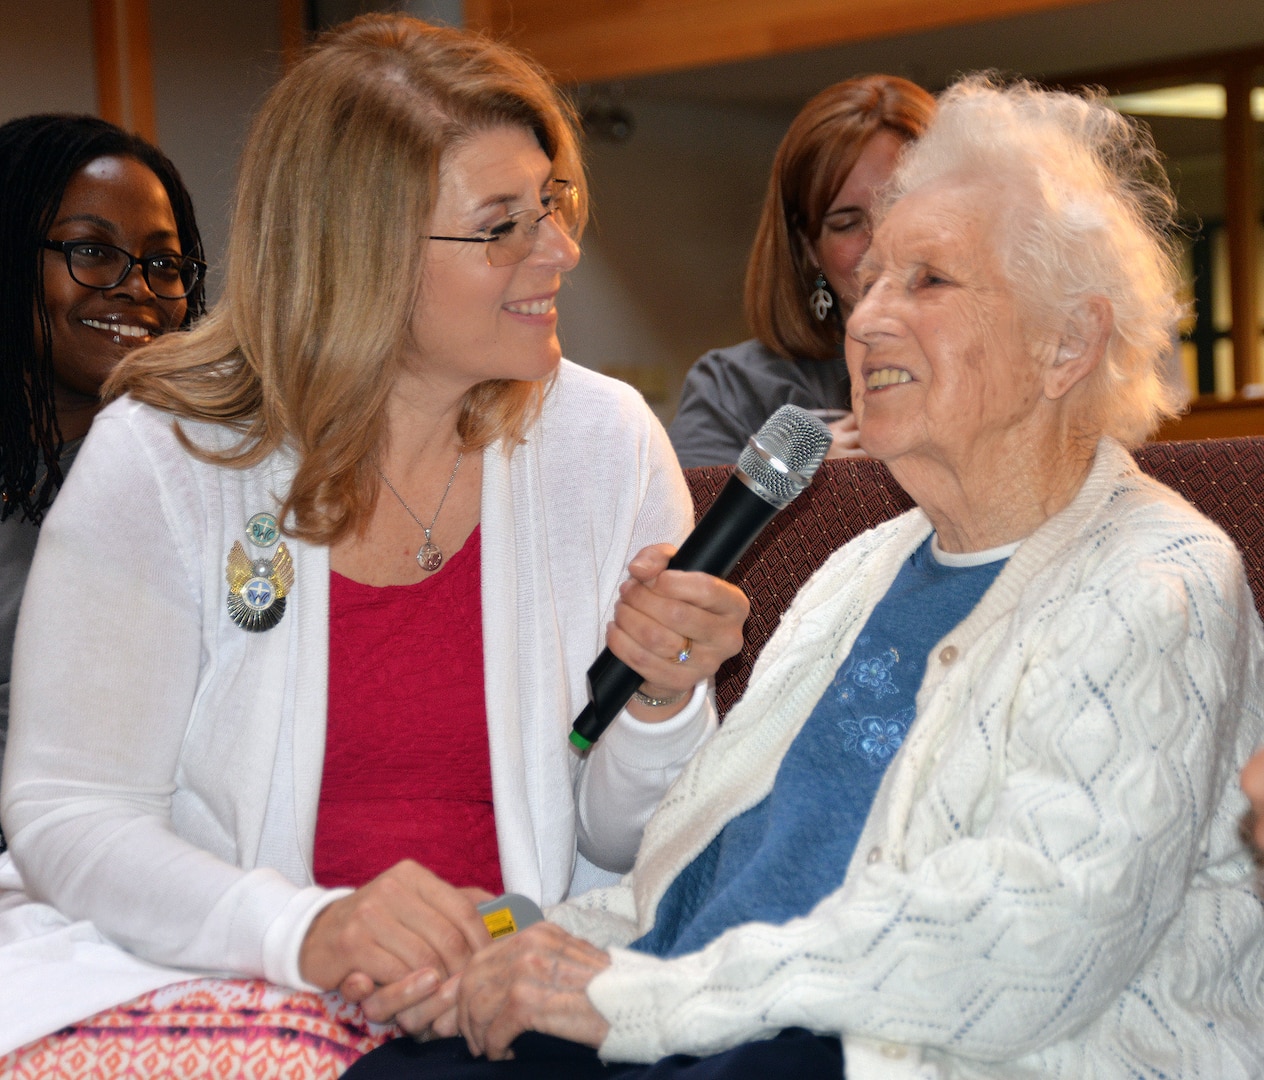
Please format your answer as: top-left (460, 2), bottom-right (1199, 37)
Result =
top-left (632, 534), bottom-right (1008, 960)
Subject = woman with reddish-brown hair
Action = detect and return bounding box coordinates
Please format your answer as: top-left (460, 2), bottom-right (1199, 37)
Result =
top-left (669, 75), bottom-right (934, 468)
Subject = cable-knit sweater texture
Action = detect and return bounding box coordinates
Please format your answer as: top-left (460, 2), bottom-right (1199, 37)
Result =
top-left (551, 439), bottom-right (1264, 1078)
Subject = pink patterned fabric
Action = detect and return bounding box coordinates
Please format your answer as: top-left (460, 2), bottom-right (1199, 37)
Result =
top-left (0, 978), bottom-right (400, 1079)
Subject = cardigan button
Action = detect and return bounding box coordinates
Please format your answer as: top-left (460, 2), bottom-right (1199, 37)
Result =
top-left (938, 644), bottom-right (959, 664)
top-left (866, 846), bottom-right (882, 864)
top-left (880, 1044), bottom-right (909, 1060)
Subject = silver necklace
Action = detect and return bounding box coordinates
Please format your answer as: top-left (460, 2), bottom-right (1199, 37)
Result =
top-left (377, 451), bottom-right (464, 571)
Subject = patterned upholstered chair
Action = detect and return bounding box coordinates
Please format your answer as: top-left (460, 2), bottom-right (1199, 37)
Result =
top-left (684, 437), bottom-right (1264, 719)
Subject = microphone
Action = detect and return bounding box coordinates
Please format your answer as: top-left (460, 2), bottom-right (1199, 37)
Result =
top-left (569, 405), bottom-right (834, 750)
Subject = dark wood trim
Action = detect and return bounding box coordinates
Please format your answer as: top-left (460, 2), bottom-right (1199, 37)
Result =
top-left (124, 0), bottom-right (156, 142)
top-left (279, 0), bottom-right (309, 71)
top-left (1155, 396), bottom-right (1264, 440)
top-left (465, 0), bottom-right (1112, 85)
top-left (90, 0), bottom-right (123, 125)
top-left (89, 0), bottom-right (156, 141)
top-left (1224, 66), bottom-right (1261, 389)
top-left (1189, 226), bottom-right (1217, 395)
top-left (1054, 43), bottom-right (1264, 90)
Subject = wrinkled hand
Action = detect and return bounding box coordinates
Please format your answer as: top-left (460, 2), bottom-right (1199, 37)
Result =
top-left (332, 885), bottom-right (493, 1033)
top-left (300, 861), bottom-right (490, 1018)
top-left (609, 543), bottom-right (748, 720)
top-left (825, 412), bottom-right (866, 459)
top-left (1241, 749), bottom-right (1264, 854)
top-left (422, 922), bottom-right (610, 1060)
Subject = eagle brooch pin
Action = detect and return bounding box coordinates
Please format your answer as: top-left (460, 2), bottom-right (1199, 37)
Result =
top-left (225, 540), bottom-right (294, 632)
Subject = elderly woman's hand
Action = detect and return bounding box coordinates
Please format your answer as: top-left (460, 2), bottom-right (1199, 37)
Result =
top-left (421, 922), bottom-right (610, 1060)
top-left (608, 543), bottom-right (748, 721)
top-left (1241, 749), bottom-right (1264, 854)
top-left (299, 861), bottom-right (490, 1021)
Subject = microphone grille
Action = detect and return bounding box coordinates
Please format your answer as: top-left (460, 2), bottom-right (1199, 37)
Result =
top-left (736, 405), bottom-right (833, 507)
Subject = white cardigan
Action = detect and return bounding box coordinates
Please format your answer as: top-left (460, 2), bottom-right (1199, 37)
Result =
top-left (553, 439), bottom-right (1264, 1079)
top-left (0, 360), bottom-right (715, 1053)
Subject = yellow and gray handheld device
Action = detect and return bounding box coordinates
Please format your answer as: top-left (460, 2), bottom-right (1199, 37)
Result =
top-left (477, 892), bottom-right (544, 940)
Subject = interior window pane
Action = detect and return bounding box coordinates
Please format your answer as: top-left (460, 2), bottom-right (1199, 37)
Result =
top-left (1113, 82), bottom-right (1226, 398)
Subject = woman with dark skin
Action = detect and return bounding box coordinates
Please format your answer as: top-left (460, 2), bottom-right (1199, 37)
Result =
top-left (0, 114), bottom-right (205, 793)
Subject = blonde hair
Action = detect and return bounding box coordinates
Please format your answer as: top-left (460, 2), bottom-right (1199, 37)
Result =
top-left (884, 75), bottom-right (1185, 444)
top-left (746, 75), bottom-right (934, 361)
top-left (108, 13), bottom-right (586, 543)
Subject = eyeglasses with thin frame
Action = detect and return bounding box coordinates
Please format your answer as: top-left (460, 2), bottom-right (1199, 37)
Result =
top-left (427, 180), bottom-right (579, 267)
top-left (42, 239), bottom-right (206, 300)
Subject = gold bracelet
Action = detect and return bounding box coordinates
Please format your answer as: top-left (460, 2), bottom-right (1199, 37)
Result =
top-left (631, 687), bottom-right (688, 708)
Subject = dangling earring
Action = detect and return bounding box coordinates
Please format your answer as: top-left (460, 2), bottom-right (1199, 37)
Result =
top-left (809, 271), bottom-right (834, 322)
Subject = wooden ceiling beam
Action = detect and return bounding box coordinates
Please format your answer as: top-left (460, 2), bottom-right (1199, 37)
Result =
top-left (465, 0), bottom-right (1112, 84)
top-left (279, 0), bottom-right (309, 71)
top-left (90, 0), bottom-right (156, 141)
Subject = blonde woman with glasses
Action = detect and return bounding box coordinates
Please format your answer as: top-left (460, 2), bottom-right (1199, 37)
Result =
top-left (0, 14), bottom-right (745, 1075)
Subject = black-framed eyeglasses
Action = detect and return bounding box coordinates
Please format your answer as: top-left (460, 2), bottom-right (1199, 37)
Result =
top-left (42, 240), bottom-right (206, 300)
top-left (427, 180), bottom-right (579, 267)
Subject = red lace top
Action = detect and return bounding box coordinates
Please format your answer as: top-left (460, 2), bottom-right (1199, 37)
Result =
top-left (314, 527), bottom-right (502, 895)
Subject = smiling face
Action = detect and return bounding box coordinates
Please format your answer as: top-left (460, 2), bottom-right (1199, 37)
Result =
top-left (404, 125), bottom-right (580, 397)
top-left (845, 180), bottom-right (1049, 481)
top-left (39, 154), bottom-right (187, 433)
top-left (811, 128), bottom-right (906, 311)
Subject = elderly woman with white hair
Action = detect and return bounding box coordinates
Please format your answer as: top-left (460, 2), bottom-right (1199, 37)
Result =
top-left (344, 77), bottom-right (1264, 1080)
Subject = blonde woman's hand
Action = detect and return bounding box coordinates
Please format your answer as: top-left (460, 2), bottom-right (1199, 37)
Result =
top-left (608, 543), bottom-right (748, 721)
top-left (300, 861), bottom-right (490, 1007)
top-left (333, 885), bottom-right (493, 1034)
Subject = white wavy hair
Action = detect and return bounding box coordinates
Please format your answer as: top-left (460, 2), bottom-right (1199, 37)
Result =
top-left (883, 74), bottom-right (1187, 444)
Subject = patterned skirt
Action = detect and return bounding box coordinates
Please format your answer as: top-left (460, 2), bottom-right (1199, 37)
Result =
top-left (0, 978), bottom-right (401, 1079)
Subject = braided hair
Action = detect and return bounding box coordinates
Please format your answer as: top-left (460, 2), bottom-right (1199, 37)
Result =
top-left (0, 114), bottom-right (205, 524)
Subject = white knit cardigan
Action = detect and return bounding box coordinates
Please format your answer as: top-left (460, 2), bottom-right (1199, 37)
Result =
top-left (0, 360), bottom-right (715, 1054)
top-left (552, 439), bottom-right (1264, 1079)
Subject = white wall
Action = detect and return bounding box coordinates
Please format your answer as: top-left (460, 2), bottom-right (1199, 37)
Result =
top-left (560, 98), bottom-right (795, 423)
top-left (0, 0), bottom-right (96, 118)
top-left (0, 2), bottom-right (282, 304)
top-left (150, 2), bottom-right (283, 300)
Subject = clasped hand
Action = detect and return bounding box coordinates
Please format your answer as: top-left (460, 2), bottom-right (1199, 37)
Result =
top-left (299, 860), bottom-right (493, 1032)
top-left (412, 922), bottom-right (610, 1059)
top-left (303, 877), bottom-right (609, 1053)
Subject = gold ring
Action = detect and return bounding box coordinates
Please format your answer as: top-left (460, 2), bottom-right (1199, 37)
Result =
top-left (675, 637), bottom-right (693, 664)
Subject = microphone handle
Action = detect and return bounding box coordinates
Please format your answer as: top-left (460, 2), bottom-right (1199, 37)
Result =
top-left (570, 475), bottom-right (781, 749)
top-left (667, 474), bottom-right (782, 579)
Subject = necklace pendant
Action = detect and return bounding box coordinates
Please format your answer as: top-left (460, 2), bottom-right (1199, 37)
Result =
top-left (416, 541), bottom-right (444, 572)
top-left (378, 450), bottom-right (463, 573)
